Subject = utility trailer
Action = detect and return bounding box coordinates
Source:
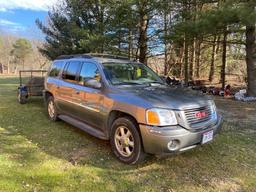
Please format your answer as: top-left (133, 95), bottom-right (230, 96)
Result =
top-left (17, 70), bottom-right (47, 104)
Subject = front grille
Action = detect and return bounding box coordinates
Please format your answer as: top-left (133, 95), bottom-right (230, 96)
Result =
top-left (184, 106), bottom-right (213, 128)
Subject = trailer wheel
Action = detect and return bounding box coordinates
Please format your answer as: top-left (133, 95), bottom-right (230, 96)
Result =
top-left (18, 92), bottom-right (27, 104)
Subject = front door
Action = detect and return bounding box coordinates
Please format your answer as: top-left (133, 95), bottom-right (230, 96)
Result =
top-left (72, 62), bottom-right (104, 130)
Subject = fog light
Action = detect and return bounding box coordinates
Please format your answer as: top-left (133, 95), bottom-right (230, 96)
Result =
top-left (167, 140), bottom-right (179, 151)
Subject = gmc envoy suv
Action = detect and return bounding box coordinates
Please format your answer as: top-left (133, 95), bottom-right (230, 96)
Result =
top-left (44, 54), bottom-right (222, 164)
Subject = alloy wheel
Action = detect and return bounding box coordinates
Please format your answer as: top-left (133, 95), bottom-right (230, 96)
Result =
top-left (114, 126), bottom-right (134, 157)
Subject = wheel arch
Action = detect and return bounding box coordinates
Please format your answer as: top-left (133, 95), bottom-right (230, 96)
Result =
top-left (44, 91), bottom-right (53, 101)
top-left (108, 110), bottom-right (138, 129)
top-left (106, 110), bottom-right (144, 149)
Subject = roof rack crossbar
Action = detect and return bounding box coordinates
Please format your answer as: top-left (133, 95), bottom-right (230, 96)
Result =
top-left (56, 54), bottom-right (92, 60)
top-left (56, 53), bottom-right (131, 61)
top-left (85, 53), bottom-right (130, 60)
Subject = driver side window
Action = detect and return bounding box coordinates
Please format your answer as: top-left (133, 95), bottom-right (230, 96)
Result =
top-left (79, 62), bottom-right (100, 86)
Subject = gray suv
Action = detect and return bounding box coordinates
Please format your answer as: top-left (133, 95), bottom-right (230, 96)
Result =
top-left (44, 54), bottom-right (222, 164)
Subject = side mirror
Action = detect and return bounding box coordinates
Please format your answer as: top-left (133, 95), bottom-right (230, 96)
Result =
top-left (84, 79), bottom-right (102, 89)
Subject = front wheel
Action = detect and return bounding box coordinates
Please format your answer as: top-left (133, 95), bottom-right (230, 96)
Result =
top-left (47, 96), bottom-right (59, 121)
top-left (110, 117), bottom-right (145, 164)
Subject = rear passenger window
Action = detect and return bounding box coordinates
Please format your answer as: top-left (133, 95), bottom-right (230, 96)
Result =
top-left (49, 61), bottom-right (64, 77)
top-left (63, 61), bottom-right (81, 82)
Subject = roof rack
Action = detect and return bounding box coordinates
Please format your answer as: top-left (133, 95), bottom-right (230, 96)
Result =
top-left (56, 53), bottom-right (131, 61)
top-left (55, 54), bottom-right (92, 60)
top-left (86, 53), bottom-right (131, 61)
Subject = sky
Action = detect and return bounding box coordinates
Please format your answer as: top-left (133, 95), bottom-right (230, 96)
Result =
top-left (0, 0), bottom-right (58, 39)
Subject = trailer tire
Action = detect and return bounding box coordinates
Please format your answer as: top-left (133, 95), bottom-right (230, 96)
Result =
top-left (18, 92), bottom-right (27, 104)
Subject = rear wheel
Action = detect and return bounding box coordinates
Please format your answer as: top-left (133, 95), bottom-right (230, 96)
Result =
top-left (47, 96), bottom-right (58, 121)
top-left (110, 117), bottom-right (145, 164)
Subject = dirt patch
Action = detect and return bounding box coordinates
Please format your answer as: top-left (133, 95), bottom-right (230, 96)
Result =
top-left (214, 96), bottom-right (256, 123)
top-left (69, 148), bottom-right (90, 165)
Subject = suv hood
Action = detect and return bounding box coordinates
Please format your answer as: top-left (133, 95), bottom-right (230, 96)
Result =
top-left (117, 85), bottom-right (212, 110)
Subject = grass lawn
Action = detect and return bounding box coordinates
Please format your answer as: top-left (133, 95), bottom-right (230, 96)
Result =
top-left (0, 76), bottom-right (256, 192)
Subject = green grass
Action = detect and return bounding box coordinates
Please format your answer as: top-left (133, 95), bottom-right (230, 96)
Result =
top-left (0, 76), bottom-right (256, 192)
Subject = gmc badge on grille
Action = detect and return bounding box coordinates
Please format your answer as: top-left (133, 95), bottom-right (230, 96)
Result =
top-left (195, 111), bottom-right (207, 118)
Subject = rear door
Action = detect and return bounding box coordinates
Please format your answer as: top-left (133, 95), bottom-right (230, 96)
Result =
top-left (72, 61), bottom-right (104, 130)
top-left (55, 60), bottom-right (81, 116)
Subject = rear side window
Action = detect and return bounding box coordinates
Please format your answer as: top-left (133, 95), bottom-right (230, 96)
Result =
top-left (62, 61), bottom-right (81, 82)
top-left (49, 61), bottom-right (64, 77)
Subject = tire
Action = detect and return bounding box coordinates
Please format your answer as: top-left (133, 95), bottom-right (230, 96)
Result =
top-left (47, 96), bottom-right (59, 121)
top-left (18, 92), bottom-right (27, 104)
top-left (110, 117), bottom-right (146, 164)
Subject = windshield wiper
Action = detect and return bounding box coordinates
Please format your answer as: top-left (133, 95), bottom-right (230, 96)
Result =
top-left (115, 82), bottom-right (142, 85)
top-left (146, 81), bottom-right (164, 85)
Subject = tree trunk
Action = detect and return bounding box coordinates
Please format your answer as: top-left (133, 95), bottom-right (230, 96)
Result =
top-left (246, 24), bottom-right (256, 96)
top-left (164, 48), bottom-right (168, 76)
top-left (188, 0), bottom-right (197, 80)
top-left (183, 0), bottom-right (190, 85)
top-left (221, 27), bottom-right (227, 90)
top-left (96, 3), bottom-right (105, 53)
top-left (7, 56), bottom-right (10, 74)
top-left (138, 2), bottom-right (149, 64)
top-left (184, 35), bottom-right (189, 85)
top-left (163, 11), bottom-right (169, 76)
top-left (118, 30), bottom-right (121, 52)
top-left (14, 64), bottom-right (18, 75)
top-left (128, 28), bottom-right (133, 59)
top-left (189, 39), bottom-right (195, 80)
top-left (209, 35), bottom-right (217, 82)
top-left (195, 38), bottom-right (201, 79)
top-left (22, 59), bottom-right (25, 70)
top-left (179, 47), bottom-right (184, 78)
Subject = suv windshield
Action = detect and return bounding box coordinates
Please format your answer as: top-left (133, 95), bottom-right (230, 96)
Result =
top-left (103, 62), bottom-right (164, 86)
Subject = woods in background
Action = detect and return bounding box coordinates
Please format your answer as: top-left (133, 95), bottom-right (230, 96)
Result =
top-left (36, 0), bottom-right (256, 96)
top-left (11, 38), bottom-right (32, 71)
top-left (0, 34), bottom-right (49, 74)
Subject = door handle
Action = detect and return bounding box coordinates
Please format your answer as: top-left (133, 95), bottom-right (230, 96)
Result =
top-left (56, 86), bottom-right (60, 89)
top-left (75, 90), bottom-right (80, 94)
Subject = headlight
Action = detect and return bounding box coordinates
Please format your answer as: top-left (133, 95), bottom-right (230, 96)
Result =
top-left (146, 108), bottom-right (177, 126)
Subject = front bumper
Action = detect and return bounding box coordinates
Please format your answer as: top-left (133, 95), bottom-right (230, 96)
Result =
top-left (139, 114), bottom-right (222, 155)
